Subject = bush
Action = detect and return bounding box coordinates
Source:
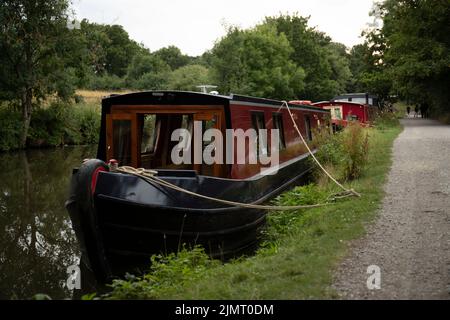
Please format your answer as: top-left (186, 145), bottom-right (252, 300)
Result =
top-left (341, 122), bottom-right (369, 180)
top-left (125, 53), bottom-right (171, 90)
top-left (373, 110), bottom-right (400, 130)
top-left (0, 107), bottom-right (22, 151)
top-left (74, 94), bottom-right (85, 104)
top-left (87, 74), bottom-right (125, 90)
top-left (132, 72), bottom-right (169, 90)
top-left (101, 246), bottom-right (219, 300)
top-left (167, 64), bottom-right (211, 91)
top-left (28, 101), bottom-right (100, 147)
top-left (28, 103), bottom-right (68, 147)
top-left (313, 122), bottom-right (369, 181)
top-left (0, 101), bottom-right (100, 151)
top-left (73, 105), bottom-right (101, 144)
top-left (313, 127), bottom-right (344, 167)
top-left (260, 184), bottom-right (329, 248)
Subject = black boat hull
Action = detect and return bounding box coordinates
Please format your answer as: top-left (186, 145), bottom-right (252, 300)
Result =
top-left (66, 153), bottom-right (313, 282)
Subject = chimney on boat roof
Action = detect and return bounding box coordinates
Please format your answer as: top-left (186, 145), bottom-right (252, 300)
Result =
top-left (196, 85), bottom-right (218, 94)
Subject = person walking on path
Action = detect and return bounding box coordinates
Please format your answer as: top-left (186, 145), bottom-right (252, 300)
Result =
top-left (414, 105), bottom-right (419, 118)
top-left (420, 103), bottom-right (429, 119)
top-left (406, 106), bottom-right (411, 117)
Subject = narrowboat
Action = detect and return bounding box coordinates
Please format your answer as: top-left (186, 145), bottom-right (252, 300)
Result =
top-left (312, 93), bottom-right (379, 130)
top-left (66, 91), bottom-right (329, 282)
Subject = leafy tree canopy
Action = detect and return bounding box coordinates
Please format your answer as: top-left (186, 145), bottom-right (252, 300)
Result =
top-left (153, 45), bottom-right (192, 70)
top-left (126, 54), bottom-right (171, 90)
top-left (78, 21), bottom-right (146, 77)
top-left (265, 14), bottom-right (352, 101)
top-left (210, 24), bottom-right (305, 100)
top-left (354, 0), bottom-right (450, 110)
top-left (0, 0), bottom-right (73, 146)
top-left (168, 64), bottom-right (211, 91)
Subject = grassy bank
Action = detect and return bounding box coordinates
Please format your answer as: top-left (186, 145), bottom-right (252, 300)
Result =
top-left (96, 118), bottom-right (402, 300)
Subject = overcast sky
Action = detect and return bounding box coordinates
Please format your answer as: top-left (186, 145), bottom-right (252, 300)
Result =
top-left (72, 0), bottom-right (376, 56)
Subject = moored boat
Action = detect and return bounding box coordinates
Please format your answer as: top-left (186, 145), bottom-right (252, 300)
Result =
top-left (312, 93), bottom-right (379, 130)
top-left (66, 91), bottom-right (329, 282)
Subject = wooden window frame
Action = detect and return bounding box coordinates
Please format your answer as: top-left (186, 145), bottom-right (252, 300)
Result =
top-left (304, 114), bottom-right (313, 141)
top-left (106, 105), bottom-right (226, 177)
top-left (272, 112), bottom-right (286, 150)
top-left (251, 111), bottom-right (267, 159)
top-left (106, 113), bottom-right (138, 167)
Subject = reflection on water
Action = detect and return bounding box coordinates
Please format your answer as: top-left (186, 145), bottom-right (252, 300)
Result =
top-left (0, 146), bottom-right (96, 299)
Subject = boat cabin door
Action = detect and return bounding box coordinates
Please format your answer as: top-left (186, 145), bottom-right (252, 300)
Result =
top-left (106, 113), bottom-right (138, 167)
top-left (194, 112), bottom-right (223, 177)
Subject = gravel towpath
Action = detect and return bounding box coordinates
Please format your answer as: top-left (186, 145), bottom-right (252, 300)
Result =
top-left (333, 118), bottom-right (450, 299)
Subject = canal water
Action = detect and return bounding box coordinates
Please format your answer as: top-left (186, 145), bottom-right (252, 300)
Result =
top-left (0, 146), bottom-right (97, 299)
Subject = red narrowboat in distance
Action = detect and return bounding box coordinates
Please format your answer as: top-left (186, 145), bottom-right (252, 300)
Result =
top-left (312, 93), bottom-right (379, 130)
top-left (66, 91), bottom-right (329, 282)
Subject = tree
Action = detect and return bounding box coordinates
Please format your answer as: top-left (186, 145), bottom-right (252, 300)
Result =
top-left (78, 20), bottom-right (111, 75)
top-left (356, 0), bottom-right (450, 111)
top-left (348, 44), bottom-right (371, 92)
top-left (168, 65), bottom-right (211, 91)
top-left (153, 46), bottom-right (192, 71)
top-left (210, 24), bottom-right (305, 100)
top-left (0, 0), bottom-right (72, 147)
top-left (379, 0), bottom-right (450, 111)
top-left (325, 42), bottom-right (353, 95)
top-left (126, 54), bottom-right (171, 89)
top-left (103, 24), bottom-right (145, 77)
top-left (265, 14), bottom-right (345, 101)
top-left (78, 21), bottom-right (146, 78)
top-left (348, 41), bottom-right (392, 101)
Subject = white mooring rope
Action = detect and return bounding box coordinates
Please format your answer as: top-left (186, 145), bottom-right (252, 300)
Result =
top-left (116, 166), bottom-right (331, 210)
top-left (281, 101), bottom-right (361, 198)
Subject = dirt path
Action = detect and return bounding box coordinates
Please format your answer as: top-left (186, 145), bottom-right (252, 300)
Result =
top-left (333, 118), bottom-right (450, 299)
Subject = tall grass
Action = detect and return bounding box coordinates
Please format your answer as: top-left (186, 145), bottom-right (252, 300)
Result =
top-left (75, 89), bottom-right (131, 105)
top-left (341, 123), bottom-right (369, 180)
top-left (313, 121), bottom-right (369, 181)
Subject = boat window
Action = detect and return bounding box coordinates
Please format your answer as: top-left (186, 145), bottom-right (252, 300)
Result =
top-left (141, 114), bottom-right (160, 154)
top-left (202, 117), bottom-right (215, 152)
top-left (174, 115), bottom-right (193, 153)
top-left (202, 116), bottom-right (215, 142)
top-left (139, 114), bottom-right (193, 169)
top-left (251, 112), bottom-right (268, 157)
top-left (334, 108), bottom-right (342, 120)
top-left (112, 120), bottom-right (132, 166)
top-left (304, 115), bottom-right (313, 141)
top-left (272, 113), bottom-right (286, 150)
top-left (200, 115), bottom-right (217, 176)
